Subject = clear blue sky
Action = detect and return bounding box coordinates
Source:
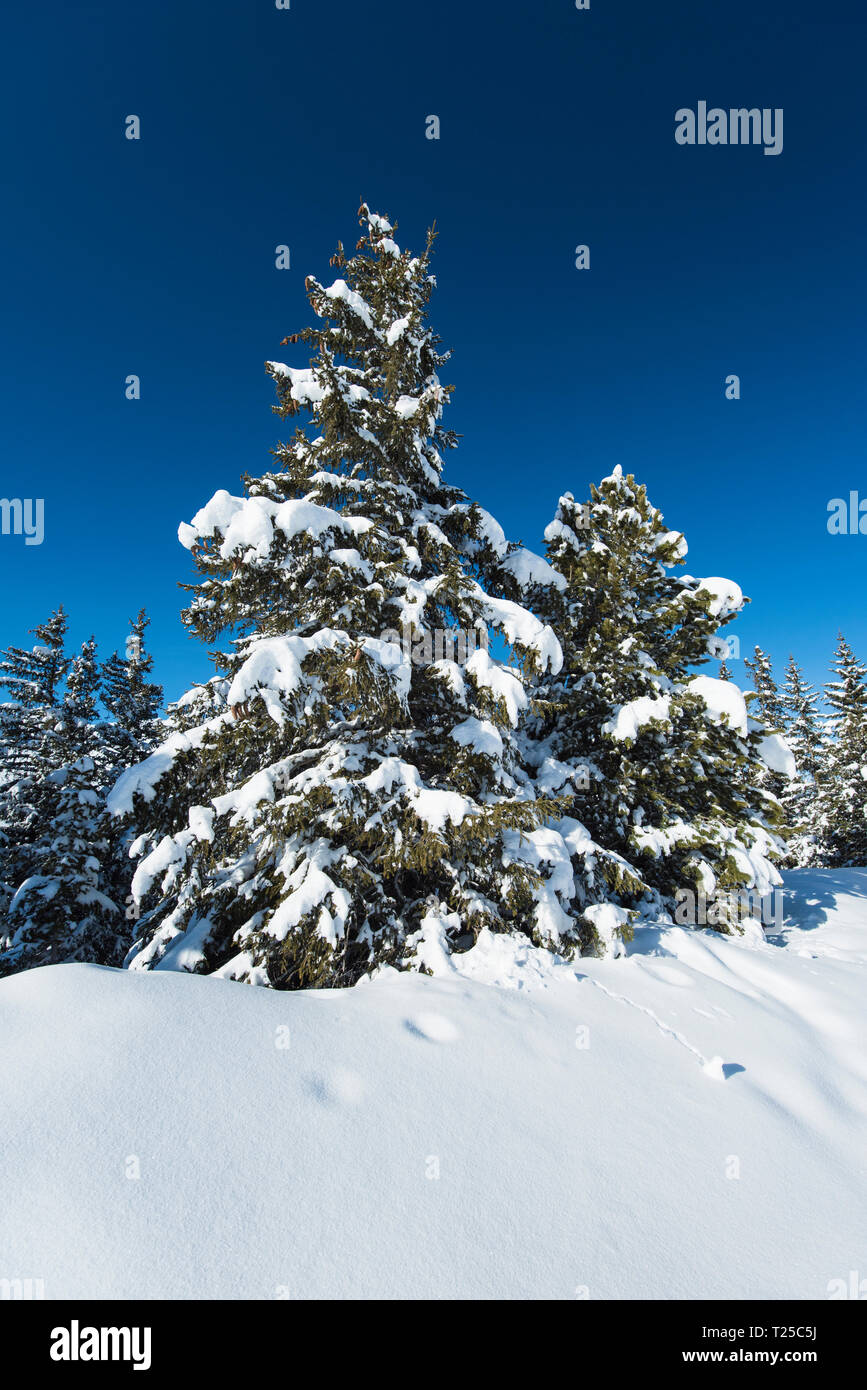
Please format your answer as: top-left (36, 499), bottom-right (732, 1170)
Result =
top-left (1, 0), bottom-right (864, 705)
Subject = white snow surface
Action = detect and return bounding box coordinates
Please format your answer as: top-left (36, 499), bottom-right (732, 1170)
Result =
top-left (1, 868), bottom-right (864, 1300)
top-left (758, 732), bottom-right (797, 778)
top-left (500, 547), bottom-right (567, 592)
top-left (178, 489), bottom-right (368, 558)
top-left (106, 716), bottom-right (229, 818)
top-left (602, 694), bottom-right (671, 742)
top-left (695, 576), bottom-right (744, 618)
top-left (386, 316), bottom-right (410, 345)
top-left (688, 674), bottom-right (749, 735)
top-left (323, 279), bottom-right (374, 329)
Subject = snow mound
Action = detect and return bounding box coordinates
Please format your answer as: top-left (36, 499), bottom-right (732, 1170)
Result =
top-left (758, 732), bottom-right (797, 778)
top-left (688, 674), bottom-right (749, 735)
top-left (602, 694), bottom-right (671, 742)
top-left (0, 869), bottom-right (864, 1299)
top-left (696, 576), bottom-right (744, 617)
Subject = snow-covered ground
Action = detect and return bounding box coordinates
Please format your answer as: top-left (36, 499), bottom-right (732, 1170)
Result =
top-left (1, 869), bottom-right (865, 1300)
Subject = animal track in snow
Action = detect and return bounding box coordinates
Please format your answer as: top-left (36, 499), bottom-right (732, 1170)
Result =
top-left (405, 1013), bottom-right (459, 1043)
top-left (639, 962), bottom-right (693, 988)
top-left (304, 1068), bottom-right (366, 1106)
top-left (587, 979), bottom-right (742, 1080)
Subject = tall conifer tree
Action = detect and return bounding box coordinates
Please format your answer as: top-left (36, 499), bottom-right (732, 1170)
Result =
top-left (744, 645), bottom-right (790, 812)
top-left (518, 470), bottom-right (787, 947)
top-left (111, 205), bottom-right (573, 987)
top-left (744, 647), bottom-right (786, 732)
top-left (818, 636), bottom-right (867, 867)
top-left (101, 611), bottom-right (164, 925)
top-left (780, 655), bottom-right (824, 866)
top-left (1, 636), bottom-right (121, 974)
top-left (0, 609), bottom-right (69, 925)
top-left (101, 610), bottom-right (163, 774)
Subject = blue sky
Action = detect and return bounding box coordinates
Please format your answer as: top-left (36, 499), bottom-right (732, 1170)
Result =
top-left (1, 0), bottom-right (864, 705)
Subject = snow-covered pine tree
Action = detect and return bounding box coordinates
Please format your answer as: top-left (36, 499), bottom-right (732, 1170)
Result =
top-left (744, 647), bottom-right (786, 732)
top-left (101, 610), bottom-right (163, 774)
top-left (101, 609), bottom-right (165, 926)
top-left (718, 659), bottom-right (732, 681)
top-left (0, 609), bottom-right (69, 930)
top-left (743, 645), bottom-right (790, 814)
top-left (110, 204), bottom-right (572, 987)
top-left (817, 635), bottom-right (867, 867)
top-left (779, 655), bottom-right (824, 866)
top-left (518, 469), bottom-right (789, 950)
top-left (1, 635), bottom-right (122, 975)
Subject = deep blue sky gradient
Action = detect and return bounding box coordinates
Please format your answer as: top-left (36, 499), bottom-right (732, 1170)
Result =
top-left (1, 0), bottom-right (864, 704)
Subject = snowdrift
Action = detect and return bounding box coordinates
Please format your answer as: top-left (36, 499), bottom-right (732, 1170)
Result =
top-left (1, 869), bottom-right (865, 1300)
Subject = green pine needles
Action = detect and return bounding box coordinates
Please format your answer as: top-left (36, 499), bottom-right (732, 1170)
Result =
top-left (0, 610), bottom-right (162, 974)
top-left (113, 205), bottom-right (568, 987)
top-left (3, 204), bottom-right (862, 988)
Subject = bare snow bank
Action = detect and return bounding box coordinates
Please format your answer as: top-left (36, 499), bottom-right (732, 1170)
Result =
top-left (0, 869), bottom-right (864, 1299)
